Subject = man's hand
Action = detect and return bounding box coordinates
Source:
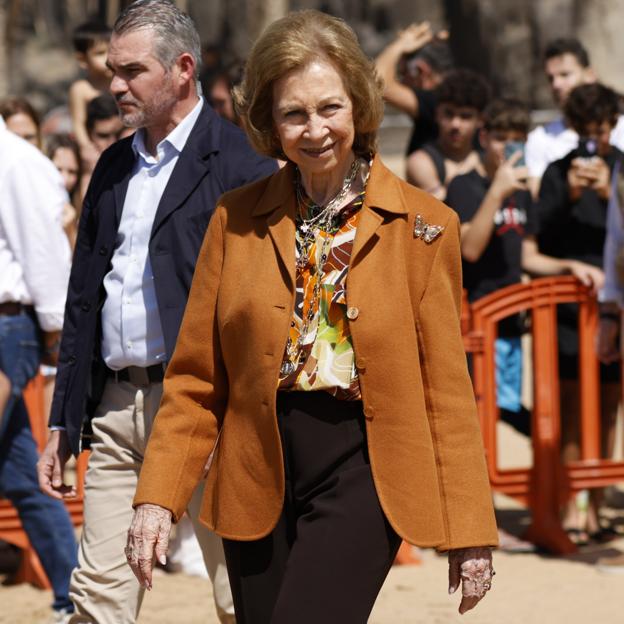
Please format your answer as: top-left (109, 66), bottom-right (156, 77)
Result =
top-left (448, 547), bottom-right (494, 614)
top-left (597, 316), bottom-right (621, 364)
top-left (568, 157), bottom-right (610, 201)
top-left (491, 151), bottom-right (528, 200)
top-left (586, 157), bottom-right (611, 200)
top-left (566, 259), bottom-right (605, 294)
top-left (37, 429), bottom-right (75, 499)
top-left (125, 504), bottom-right (172, 590)
top-left (395, 21), bottom-right (448, 56)
top-left (41, 330), bottom-right (61, 367)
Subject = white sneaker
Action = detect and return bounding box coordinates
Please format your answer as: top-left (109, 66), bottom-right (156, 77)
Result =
top-left (45, 609), bottom-right (72, 624)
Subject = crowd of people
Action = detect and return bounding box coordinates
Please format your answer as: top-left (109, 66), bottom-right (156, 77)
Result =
top-left (377, 24), bottom-right (624, 556)
top-left (0, 1), bottom-right (622, 623)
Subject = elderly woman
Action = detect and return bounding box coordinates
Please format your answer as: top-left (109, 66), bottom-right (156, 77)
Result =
top-left (126, 10), bottom-right (497, 622)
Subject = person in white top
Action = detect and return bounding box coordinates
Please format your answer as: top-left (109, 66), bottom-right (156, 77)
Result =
top-left (0, 114), bottom-right (77, 623)
top-left (526, 37), bottom-right (624, 197)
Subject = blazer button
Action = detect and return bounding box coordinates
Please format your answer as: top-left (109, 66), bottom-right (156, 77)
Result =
top-left (99, 245), bottom-right (108, 256)
top-left (68, 356), bottom-right (77, 365)
top-left (355, 357), bottom-right (366, 371)
top-left (346, 306), bottom-right (359, 320)
top-left (81, 302), bottom-right (91, 312)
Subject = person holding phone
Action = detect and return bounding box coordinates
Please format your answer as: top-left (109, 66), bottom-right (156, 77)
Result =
top-left (535, 82), bottom-right (623, 544)
top-left (446, 99), bottom-right (533, 435)
top-left (445, 99), bottom-right (602, 553)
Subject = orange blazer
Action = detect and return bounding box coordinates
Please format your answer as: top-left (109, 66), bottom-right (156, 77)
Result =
top-left (134, 156), bottom-right (499, 550)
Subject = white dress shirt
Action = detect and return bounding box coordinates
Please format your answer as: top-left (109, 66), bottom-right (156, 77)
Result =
top-left (0, 117), bottom-right (71, 332)
top-left (526, 115), bottom-right (624, 180)
top-left (101, 97), bottom-right (203, 370)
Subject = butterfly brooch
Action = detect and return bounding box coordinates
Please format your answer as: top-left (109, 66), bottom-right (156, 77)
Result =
top-left (413, 214), bottom-right (444, 243)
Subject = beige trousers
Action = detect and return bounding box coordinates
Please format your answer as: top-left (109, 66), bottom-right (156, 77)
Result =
top-left (69, 379), bottom-right (234, 624)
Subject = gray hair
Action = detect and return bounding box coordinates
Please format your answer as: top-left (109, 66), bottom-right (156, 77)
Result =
top-left (113, 0), bottom-right (202, 78)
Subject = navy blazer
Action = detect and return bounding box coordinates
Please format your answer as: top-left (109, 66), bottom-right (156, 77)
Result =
top-left (49, 103), bottom-right (277, 454)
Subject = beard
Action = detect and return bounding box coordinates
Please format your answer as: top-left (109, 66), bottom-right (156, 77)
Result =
top-left (116, 74), bottom-right (179, 129)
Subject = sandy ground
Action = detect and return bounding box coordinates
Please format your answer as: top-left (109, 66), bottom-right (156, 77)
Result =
top-left (2, 532), bottom-right (623, 623)
top-left (2, 131), bottom-right (623, 623)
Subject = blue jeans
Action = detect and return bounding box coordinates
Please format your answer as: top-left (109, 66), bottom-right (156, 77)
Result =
top-left (0, 311), bottom-right (77, 612)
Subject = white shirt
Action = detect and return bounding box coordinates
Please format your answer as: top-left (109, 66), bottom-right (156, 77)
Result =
top-left (526, 115), bottom-right (624, 179)
top-left (101, 97), bottom-right (203, 370)
top-left (0, 117), bottom-right (71, 331)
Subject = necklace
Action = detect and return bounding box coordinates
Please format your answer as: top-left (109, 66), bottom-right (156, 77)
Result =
top-left (280, 157), bottom-right (371, 378)
top-left (294, 158), bottom-right (361, 269)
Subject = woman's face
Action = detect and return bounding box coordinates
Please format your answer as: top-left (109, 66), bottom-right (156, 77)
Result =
top-left (272, 58), bottom-right (355, 177)
top-left (6, 112), bottom-right (39, 147)
top-left (52, 147), bottom-right (80, 193)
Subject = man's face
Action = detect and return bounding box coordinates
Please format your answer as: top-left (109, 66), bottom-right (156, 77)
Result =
top-left (580, 119), bottom-right (614, 157)
top-left (545, 53), bottom-right (594, 107)
top-left (481, 129), bottom-right (527, 170)
top-left (435, 103), bottom-right (481, 152)
top-left (210, 77), bottom-right (236, 123)
top-left (107, 30), bottom-right (179, 129)
top-left (89, 115), bottom-right (124, 153)
top-left (82, 40), bottom-right (112, 81)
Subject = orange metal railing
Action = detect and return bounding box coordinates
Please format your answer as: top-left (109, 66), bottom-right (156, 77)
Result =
top-left (464, 276), bottom-right (624, 554)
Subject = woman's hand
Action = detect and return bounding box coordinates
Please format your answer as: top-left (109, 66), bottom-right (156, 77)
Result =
top-left (125, 503), bottom-right (172, 590)
top-left (448, 547), bottom-right (494, 614)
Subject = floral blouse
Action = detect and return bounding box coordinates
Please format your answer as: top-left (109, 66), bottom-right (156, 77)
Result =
top-left (278, 193), bottom-right (364, 400)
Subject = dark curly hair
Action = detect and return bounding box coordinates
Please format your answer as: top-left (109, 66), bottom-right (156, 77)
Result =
top-left (435, 69), bottom-right (491, 113)
top-left (483, 98), bottom-right (530, 134)
top-left (564, 83), bottom-right (620, 134)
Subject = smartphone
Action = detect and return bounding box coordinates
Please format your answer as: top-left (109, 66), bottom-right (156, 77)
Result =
top-left (577, 137), bottom-right (598, 159)
top-left (504, 141), bottom-right (525, 167)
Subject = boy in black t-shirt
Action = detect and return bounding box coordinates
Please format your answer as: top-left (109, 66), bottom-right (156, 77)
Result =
top-left (535, 83), bottom-right (622, 543)
top-left (446, 99), bottom-right (534, 423)
top-left (447, 100), bottom-right (592, 427)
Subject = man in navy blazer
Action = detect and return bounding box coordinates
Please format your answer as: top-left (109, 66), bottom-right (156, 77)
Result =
top-left (37, 2), bottom-right (276, 622)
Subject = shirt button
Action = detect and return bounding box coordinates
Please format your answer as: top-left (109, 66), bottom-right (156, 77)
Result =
top-left (346, 306), bottom-right (359, 320)
top-left (126, 341), bottom-right (132, 349)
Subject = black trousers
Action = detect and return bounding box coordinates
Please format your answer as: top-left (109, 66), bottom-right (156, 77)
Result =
top-left (223, 391), bottom-right (401, 624)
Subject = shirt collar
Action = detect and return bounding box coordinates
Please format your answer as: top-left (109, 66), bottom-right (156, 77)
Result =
top-left (131, 96), bottom-right (204, 163)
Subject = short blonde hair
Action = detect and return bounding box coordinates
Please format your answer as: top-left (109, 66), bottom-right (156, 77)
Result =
top-left (233, 10), bottom-right (384, 160)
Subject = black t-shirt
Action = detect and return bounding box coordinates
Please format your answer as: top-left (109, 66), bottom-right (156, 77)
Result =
top-left (446, 170), bottom-right (536, 336)
top-left (406, 88), bottom-right (438, 156)
top-left (537, 147), bottom-right (623, 266)
top-left (537, 147), bottom-right (623, 367)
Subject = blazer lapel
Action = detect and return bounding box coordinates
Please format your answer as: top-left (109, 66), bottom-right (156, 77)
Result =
top-left (350, 205), bottom-right (383, 268)
top-left (350, 156), bottom-right (408, 267)
top-left (151, 103), bottom-right (218, 236)
top-left (113, 145), bottom-right (137, 225)
top-left (266, 199), bottom-right (296, 291)
top-left (253, 163), bottom-right (297, 291)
